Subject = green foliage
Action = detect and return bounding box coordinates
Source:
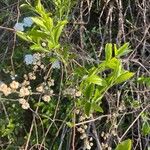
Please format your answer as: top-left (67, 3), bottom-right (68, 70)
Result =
top-left (142, 121), bottom-right (150, 136)
top-left (17, 0), bottom-right (68, 53)
top-left (137, 77), bottom-right (150, 87)
top-left (53, 0), bottom-right (75, 20)
top-left (0, 119), bottom-right (15, 138)
top-left (105, 43), bottom-right (112, 61)
top-left (114, 42), bottom-right (131, 57)
top-left (76, 43), bottom-right (134, 116)
top-left (141, 113), bottom-right (150, 136)
top-left (0, 0), bottom-right (137, 149)
top-left (115, 139), bottom-right (132, 150)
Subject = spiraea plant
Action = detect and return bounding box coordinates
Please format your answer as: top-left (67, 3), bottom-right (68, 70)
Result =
top-left (0, 0), bottom-right (139, 150)
top-left (76, 43), bottom-right (134, 116)
top-left (16, 0), bottom-right (69, 64)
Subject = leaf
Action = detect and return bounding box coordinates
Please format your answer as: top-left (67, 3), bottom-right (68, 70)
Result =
top-left (84, 102), bottom-right (91, 116)
top-left (28, 30), bottom-right (48, 38)
top-left (35, 0), bottom-right (45, 14)
top-left (84, 84), bottom-right (95, 100)
top-left (138, 77), bottom-right (150, 87)
top-left (106, 59), bottom-right (122, 84)
top-left (92, 87), bottom-right (104, 102)
top-left (105, 43), bottom-right (112, 61)
top-left (17, 31), bottom-right (32, 42)
top-left (115, 71), bottom-right (134, 84)
top-left (92, 103), bottom-right (103, 113)
top-left (117, 43), bottom-right (131, 57)
top-left (20, 3), bottom-right (33, 11)
top-left (53, 20), bottom-right (68, 43)
top-left (31, 17), bottom-right (46, 29)
top-left (106, 58), bottom-right (120, 69)
top-left (30, 44), bottom-right (49, 52)
top-left (115, 139), bottom-right (132, 150)
top-left (43, 17), bottom-right (53, 31)
top-left (88, 67), bottom-right (98, 76)
top-left (66, 122), bottom-right (75, 128)
top-left (86, 75), bottom-right (106, 86)
top-left (2, 119), bottom-right (15, 137)
top-left (113, 59), bottom-right (122, 78)
top-left (142, 121), bottom-right (150, 136)
top-left (114, 44), bottom-right (118, 57)
top-left (75, 67), bottom-right (88, 77)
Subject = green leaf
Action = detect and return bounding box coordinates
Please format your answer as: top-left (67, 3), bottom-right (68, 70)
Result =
top-left (117, 43), bottom-right (131, 57)
top-left (66, 122), bottom-right (75, 128)
top-left (35, 0), bottom-right (45, 14)
top-left (113, 59), bottom-right (122, 78)
top-left (106, 58), bottom-right (120, 69)
top-left (115, 71), bottom-right (134, 84)
top-left (75, 67), bottom-right (88, 77)
top-left (114, 44), bottom-right (118, 56)
top-left (84, 102), bottom-right (91, 116)
top-left (92, 103), bottom-right (103, 113)
top-left (2, 119), bottom-right (15, 137)
top-left (84, 84), bottom-right (95, 100)
top-left (142, 121), bottom-right (150, 136)
top-left (86, 75), bottom-right (106, 86)
top-left (115, 139), bottom-right (132, 150)
top-left (92, 87), bottom-right (104, 102)
top-left (20, 4), bottom-right (33, 11)
top-left (28, 30), bottom-right (48, 39)
top-left (53, 20), bottom-right (68, 43)
top-left (17, 31), bottom-right (32, 42)
top-left (138, 77), bottom-right (150, 87)
top-left (105, 43), bottom-right (112, 61)
top-left (43, 17), bottom-right (53, 31)
top-left (30, 44), bottom-right (49, 52)
top-left (31, 17), bottom-right (46, 29)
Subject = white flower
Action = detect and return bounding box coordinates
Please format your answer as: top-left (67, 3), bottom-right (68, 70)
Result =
top-left (10, 81), bottom-right (19, 90)
top-left (75, 91), bottom-right (82, 97)
top-left (22, 102), bottom-right (30, 109)
top-left (84, 140), bottom-right (91, 150)
top-left (41, 42), bottom-right (47, 47)
top-left (24, 54), bottom-right (33, 65)
top-left (0, 83), bottom-right (12, 96)
top-left (19, 87), bottom-right (30, 97)
top-left (19, 98), bottom-right (26, 105)
top-left (14, 23), bottom-right (24, 31)
top-left (48, 79), bottom-right (55, 86)
top-left (42, 95), bottom-right (51, 102)
top-left (51, 60), bottom-right (60, 69)
top-left (23, 17), bottom-right (33, 27)
top-left (3, 87), bottom-right (11, 96)
top-left (0, 83), bottom-right (7, 92)
top-left (50, 90), bottom-right (54, 95)
top-left (33, 53), bottom-right (41, 62)
top-left (36, 85), bottom-right (44, 92)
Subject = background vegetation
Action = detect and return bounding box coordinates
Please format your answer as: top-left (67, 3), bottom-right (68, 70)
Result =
top-left (0, 0), bottom-right (149, 150)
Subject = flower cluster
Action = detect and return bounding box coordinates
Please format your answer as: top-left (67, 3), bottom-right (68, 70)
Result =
top-left (19, 98), bottom-right (30, 109)
top-left (0, 52), bottom-right (56, 110)
top-left (77, 125), bottom-right (93, 150)
top-left (0, 81), bottom-right (19, 96)
top-left (76, 112), bottom-right (94, 150)
top-left (0, 83), bottom-right (11, 96)
top-left (63, 88), bottom-right (82, 98)
top-left (14, 17), bottom-right (33, 31)
top-left (24, 53), bottom-right (46, 66)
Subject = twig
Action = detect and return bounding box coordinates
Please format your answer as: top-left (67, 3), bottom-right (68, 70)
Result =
top-left (119, 104), bottom-right (150, 142)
